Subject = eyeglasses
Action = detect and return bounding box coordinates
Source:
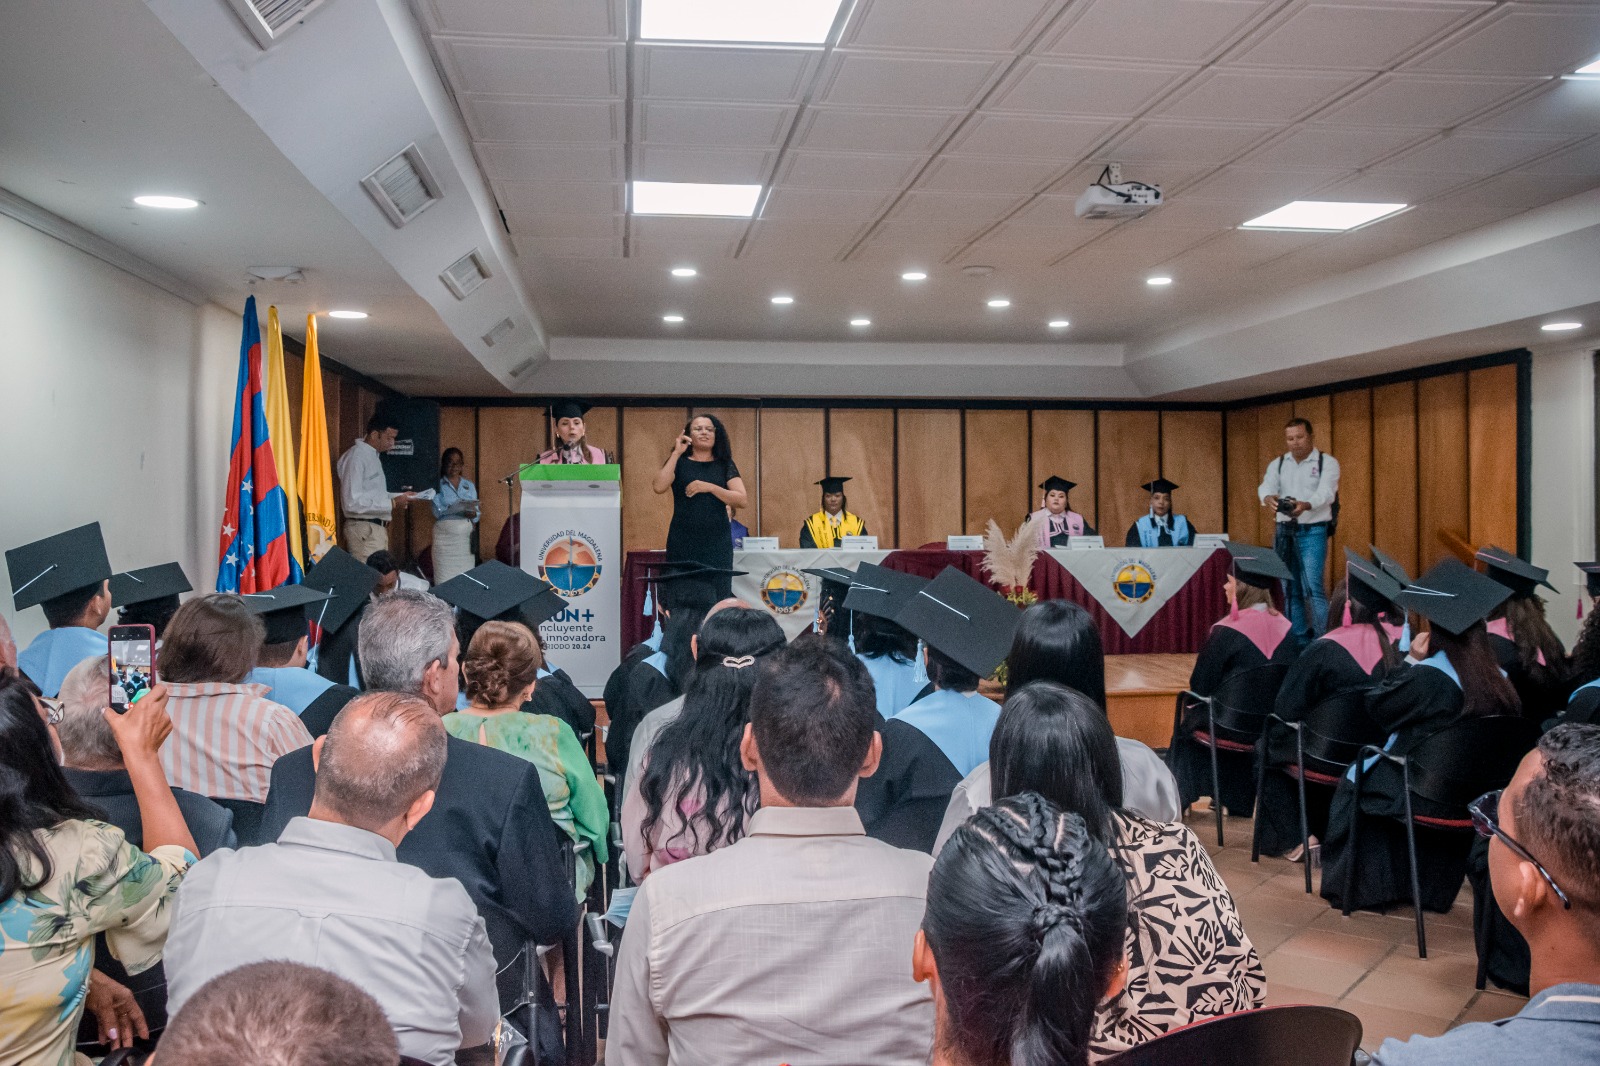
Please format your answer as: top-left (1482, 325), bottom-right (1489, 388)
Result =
top-left (1468, 790), bottom-right (1571, 910)
top-left (39, 697), bottom-right (65, 726)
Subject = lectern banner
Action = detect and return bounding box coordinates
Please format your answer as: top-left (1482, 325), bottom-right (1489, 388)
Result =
top-left (731, 549), bottom-right (892, 641)
top-left (1045, 545), bottom-right (1222, 637)
top-left (521, 465), bottom-right (622, 697)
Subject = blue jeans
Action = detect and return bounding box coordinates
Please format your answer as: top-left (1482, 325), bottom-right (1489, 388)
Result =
top-left (1275, 521), bottom-right (1329, 642)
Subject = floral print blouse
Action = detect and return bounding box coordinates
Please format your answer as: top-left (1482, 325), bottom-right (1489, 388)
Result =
top-left (0, 819), bottom-right (194, 1066)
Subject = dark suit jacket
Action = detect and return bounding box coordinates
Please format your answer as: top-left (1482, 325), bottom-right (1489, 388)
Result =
top-left (64, 767), bottom-right (237, 856)
top-left (300, 683), bottom-right (360, 738)
top-left (259, 734), bottom-right (577, 965)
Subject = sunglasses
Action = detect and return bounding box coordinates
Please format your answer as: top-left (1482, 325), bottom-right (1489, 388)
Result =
top-left (1468, 790), bottom-right (1571, 910)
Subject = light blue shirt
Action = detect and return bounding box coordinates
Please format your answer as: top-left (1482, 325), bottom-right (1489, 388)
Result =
top-left (248, 666), bottom-right (337, 716)
top-left (18, 626), bottom-right (105, 697)
top-left (1371, 983), bottom-right (1600, 1065)
top-left (859, 653), bottom-right (922, 719)
top-left (432, 477), bottom-right (479, 525)
top-left (892, 687), bottom-right (1001, 776)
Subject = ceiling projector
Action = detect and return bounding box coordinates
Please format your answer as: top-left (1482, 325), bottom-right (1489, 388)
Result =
top-left (1075, 164), bottom-right (1162, 220)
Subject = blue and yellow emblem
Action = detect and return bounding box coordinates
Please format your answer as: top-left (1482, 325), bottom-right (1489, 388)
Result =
top-left (761, 568), bottom-right (808, 615)
top-left (1113, 561), bottom-right (1155, 604)
top-left (538, 532), bottom-right (602, 597)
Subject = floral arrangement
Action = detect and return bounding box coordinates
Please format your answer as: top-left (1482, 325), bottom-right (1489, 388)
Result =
top-left (980, 516), bottom-right (1041, 689)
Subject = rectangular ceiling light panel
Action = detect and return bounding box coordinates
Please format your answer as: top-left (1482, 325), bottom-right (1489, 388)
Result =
top-left (1241, 200), bottom-right (1408, 231)
top-left (639, 0), bottom-right (846, 44)
top-left (631, 181), bottom-right (762, 217)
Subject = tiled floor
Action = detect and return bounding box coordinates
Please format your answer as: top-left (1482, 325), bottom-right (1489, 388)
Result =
top-left (1192, 806), bottom-right (1528, 1054)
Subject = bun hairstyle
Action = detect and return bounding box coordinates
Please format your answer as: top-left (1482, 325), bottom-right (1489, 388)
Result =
top-left (462, 620), bottom-right (543, 707)
top-left (925, 792), bottom-right (1127, 1066)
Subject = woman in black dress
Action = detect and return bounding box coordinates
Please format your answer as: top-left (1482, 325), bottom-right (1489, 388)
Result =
top-left (652, 413), bottom-right (748, 600)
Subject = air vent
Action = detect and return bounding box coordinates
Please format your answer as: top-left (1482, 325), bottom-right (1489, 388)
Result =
top-left (482, 318), bottom-right (516, 348)
top-left (361, 145), bottom-right (442, 228)
top-left (441, 250), bottom-right (492, 300)
top-left (509, 357), bottom-right (537, 379)
top-left (224, 0), bottom-right (330, 48)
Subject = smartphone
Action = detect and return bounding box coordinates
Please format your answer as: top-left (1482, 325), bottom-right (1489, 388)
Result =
top-left (108, 624), bottom-right (157, 712)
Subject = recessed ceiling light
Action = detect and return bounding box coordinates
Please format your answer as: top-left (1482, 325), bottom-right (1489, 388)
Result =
top-left (1242, 201), bottom-right (1408, 231)
top-left (901, 271), bottom-right (927, 282)
top-left (1049, 320), bottom-right (1070, 329)
top-left (133, 195), bottom-right (199, 209)
top-left (662, 314), bottom-right (685, 324)
top-left (850, 318), bottom-right (871, 327)
top-left (771, 295), bottom-right (795, 305)
top-left (632, 181), bottom-right (761, 217)
top-left (987, 299), bottom-right (1011, 309)
top-left (1542, 321), bottom-right (1584, 332)
top-left (670, 266), bottom-right (698, 277)
top-left (640, 0), bottom-right (846, 45)
top-left (1147, 276), bottom-right (1173, 286)
top-left (1573, 58), bottom-right (1600, 75)
top-left (327, 310), bottom-right (368, 319)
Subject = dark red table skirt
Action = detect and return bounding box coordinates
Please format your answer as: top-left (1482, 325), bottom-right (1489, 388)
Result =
top-left (621, 549), bottom-right (1229, 655)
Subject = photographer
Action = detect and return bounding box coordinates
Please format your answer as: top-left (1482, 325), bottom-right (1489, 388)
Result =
top-left (1258, 417), bottom-right (1341, 643)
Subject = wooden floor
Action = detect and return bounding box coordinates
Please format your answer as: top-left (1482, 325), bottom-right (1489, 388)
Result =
top-left (1106, 653), bottom-right (1195, 749)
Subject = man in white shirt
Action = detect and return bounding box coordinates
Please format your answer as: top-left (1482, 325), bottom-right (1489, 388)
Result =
top-left (336, 411), bottom-right (414, 562)
top-left (1257, 417), bottom-right (1341, 642)
top-left (163, 691), bottom-right (499, 1066)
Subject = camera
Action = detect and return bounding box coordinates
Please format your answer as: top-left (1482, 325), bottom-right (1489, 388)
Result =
top-left (1276, 496), bottom-right (1300, 516)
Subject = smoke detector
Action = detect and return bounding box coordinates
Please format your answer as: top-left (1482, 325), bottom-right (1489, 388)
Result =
top-left (246, 266), bottom-right (305, 284)
top-left (960, 265), bottom-right (995, 278)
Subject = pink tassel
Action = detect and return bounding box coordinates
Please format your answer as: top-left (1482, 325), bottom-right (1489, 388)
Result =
top-left (1579, 597), bottom-right (1584, 621)
top-left (1230, 585), bottom-right (1240, 622)
top-left (1342, 599), bottom-right (1353, 628)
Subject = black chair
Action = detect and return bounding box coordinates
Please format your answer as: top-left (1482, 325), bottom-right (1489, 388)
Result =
top-left (1173, 663), bottom-right (1290, 845)
top-left (1343, 715), bottom-right (1541, 957)
top-left (1252, 688), bottom-right (1384, 891)
top-left (1101, 1004), bottom-right (1362, 1066)
top-left (209, 797), bottom-right (267, 847)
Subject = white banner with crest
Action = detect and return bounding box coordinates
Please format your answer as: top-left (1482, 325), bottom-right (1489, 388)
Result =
top-left (730, 549), bottom-right (892, 640)
top-left (1045, 545), bottom-right (1222, 637)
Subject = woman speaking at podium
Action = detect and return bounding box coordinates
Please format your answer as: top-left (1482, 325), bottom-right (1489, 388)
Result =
top-left (538, 399), bottom-right (611, 464)
top-left (652, 413), bottom-right (747, 600)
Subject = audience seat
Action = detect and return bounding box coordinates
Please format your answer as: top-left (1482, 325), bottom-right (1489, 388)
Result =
top-left (1102, 1004), bottom-right (1362, 1066)
top-left (1174, 663), bottom-right (1290, 844)
top-left (208, 797), bottom-right (267, 848)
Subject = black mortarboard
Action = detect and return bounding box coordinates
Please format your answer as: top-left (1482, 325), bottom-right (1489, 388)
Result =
top-left (801, 566), bottom-right (857, 589)
top-left (1345, 550), bottom-right (1403, 614)
top-left (435, 560), bottom-right (569, 629)
top-left (816, 476), bottom-right (852, 494)
top-left (548, 399), bottom-right (592, 421)
top-left (242, 584), bottom-right (334, 645)
top-left (639, 560), bottom-right (744, 612)
top-left (1142, 477), bottom-right (1179, 495)
top-left (1371, 545), bottom-right (1411, 586)
top-left (109, 562), bottom-right (192, 608)
top-left (893, 565), bottom-right (1021, 678)
top-left (1475, 545), bottom-right (1557, 596)
top-left (1227, 541), bottom-right (1292, 589)
top-left (1395, 557), bottom-right (1512, 636)
top-left (1576, 562), bottom-right (1600, 599)
top-left (1039, 476), bottom-right (1076, 495)
top-left (302, 546), bottom-right (383, 633)
top-left (843, 564), bottom-right (928, 621)
top-left (7, 523), bottom-right (112, 612)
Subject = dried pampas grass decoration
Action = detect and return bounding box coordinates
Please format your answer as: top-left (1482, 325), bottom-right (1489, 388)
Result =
top-left (980, 515), bottom-right (1041, 602)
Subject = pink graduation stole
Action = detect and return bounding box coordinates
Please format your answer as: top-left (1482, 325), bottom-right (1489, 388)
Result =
top-left (538, 443), bottom-right (607, 465)
top-left (1032, 507), bottom-right (1085, 547)
top-left (1486, 617), bottom-right (1545, 665)
top-left (1320, 623), bottom-right (1390, 674)
top-left (1213, 607), bottom-right (1292, 659)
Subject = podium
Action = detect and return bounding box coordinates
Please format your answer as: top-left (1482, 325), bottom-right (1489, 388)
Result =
top-left (519, 464), bottom-right (622, 697)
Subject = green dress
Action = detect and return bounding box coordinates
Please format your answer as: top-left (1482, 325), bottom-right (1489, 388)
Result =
top-left (443, 709), bottom-right (609, 897)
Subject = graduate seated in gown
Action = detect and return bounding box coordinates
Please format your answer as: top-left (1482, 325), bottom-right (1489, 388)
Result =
top-left (1476, 546), bottom-right (1572, 722)
top-left (8, 522), bottom-right (116, 698)
top-left (1124, 477), bottom-right (1197, 547)
top-left (1028, 475), bottom-right (1095, 548)
top-left (799, 475), bottom-right (868, 548)
top-left (111, 561), bottom-right (192, 642)
top-left (302, 547), bottom-right (382, 688)
top-left (243, 584), bottom-right (358, 739)
top-left (842, 563), bottom-right (927, 720)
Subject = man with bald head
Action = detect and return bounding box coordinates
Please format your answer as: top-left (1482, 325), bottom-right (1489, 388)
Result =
top-left (163, 692), bottom-right (499, 1066)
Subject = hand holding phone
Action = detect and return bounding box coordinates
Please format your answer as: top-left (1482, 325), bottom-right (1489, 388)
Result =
top-left (108, 625), bottom-right (157, 711)
top-left (102, 682), bottom-right (173, 761)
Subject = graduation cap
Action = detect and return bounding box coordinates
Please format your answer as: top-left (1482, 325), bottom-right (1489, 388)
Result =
top-left (1141, 477), bottom-right (1179, 495)
top-left (1039, 476), bottom-right (1076, 496)
top-left (435, 560), bottom-right (569, 629)
top-left (1475, 545), bottom-right (1557, 597)
top-left (1370, 545), bottom-right (1412, 586)
top-left (1395, 557), bottom-right (1512, 636)
top-left (639, 560), bottom-right (744, 612)
top-left (1576, 562), bottom-right (1600, 599)
top-left (302, 546), bottom-right (383, 633)
top-left (242, 584), bottom-right (334, 645)
top-left (1226, 541), bottom-right (1292, 589)
top-left (816, 476), bottom-right (852, 495)
top-left (109, 562), bottom-right (192, 608)
top-left (548, 399), bottom-right (592, 422)
top-left (843, 564), bottom-right (927, 621)
top-left (893, 565), bottom-right (1021, 678)
top-left (7, 523), bottom-right (112, 612)
top-left (801, 566), bottom-right (857, 588)
top-left (1345, 550), bottom-right (1404, 614)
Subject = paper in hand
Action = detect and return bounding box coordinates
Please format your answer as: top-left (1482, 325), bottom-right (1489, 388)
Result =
top-left (410, 488), bottom-right (438, 501)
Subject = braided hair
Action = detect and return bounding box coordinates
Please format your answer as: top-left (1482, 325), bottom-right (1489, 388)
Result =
top-left (924, 792), bottom-right (1127, 1066)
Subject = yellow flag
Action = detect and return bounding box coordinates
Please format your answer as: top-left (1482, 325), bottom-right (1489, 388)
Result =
top-left (263, 306), bottom-right (305, 575)
top-left (299, 314), bottom-right (338, 562)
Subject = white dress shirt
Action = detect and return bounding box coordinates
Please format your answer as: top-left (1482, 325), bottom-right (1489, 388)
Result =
top-left (337, 438), bottom-right (395, 519)
top-left (163, 817), bottom-right (499, 1066)
top-left (1257, 448), bottom-right (1341, 524)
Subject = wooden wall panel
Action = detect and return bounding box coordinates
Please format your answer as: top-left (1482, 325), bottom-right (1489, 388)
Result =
top-left (963, 409), bottom-right (1030, 535)
top-left (827, 408), bottom-right (896, 544)
top-left (1254, 402), bottom-right (1294, 544)
top-left (1224, 408), bottom-right (1258, 540)
top-left (1468, 364), bottom-right (1519, 553)
top-left (1330, 389), bottom-right (1374, 585)
top-left (582, 406), bottom-right (620, 461)
top-left (1417, 373), bottom-right (1469, 567)
top-left (696, 407), bottom-right (758, 528)
top-left (1096, 410), bottom-right (1160, 544)
top-left (1293, 394), bottom-right (1332, 440)
top-left (284, 351), bottom-right (305, 453)
top-left (898, 409), bottom-right (962, 549)
top-left (1372, 381), bottom-right (1419, 577)
top-left (759, 408), bottom-right (827, 545)
top-left (1029, 410), bottom-right (1097, 527)
top-left (476, 407), bottom-right (546, 562)
top-left (1160, 410), bottom-right (1224, 537)
top-left (621, 407), bottom-right (687, 553)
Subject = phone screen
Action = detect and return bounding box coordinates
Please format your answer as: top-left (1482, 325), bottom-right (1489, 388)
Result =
top-left (108, 625), bottom-right (157, 710)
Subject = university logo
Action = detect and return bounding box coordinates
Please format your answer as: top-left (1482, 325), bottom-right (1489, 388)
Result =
top-left (1112, 559), bottom-right (1157, 604)
top-left (760, 567), bottom-right (808, 615)
top-left (538, 530), bottom-right (603, 597)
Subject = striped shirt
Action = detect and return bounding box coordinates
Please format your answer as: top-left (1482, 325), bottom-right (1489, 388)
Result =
top-left (159, 682), bottom-right (312, 802)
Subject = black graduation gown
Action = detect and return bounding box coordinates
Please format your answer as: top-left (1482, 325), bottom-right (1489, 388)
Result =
top-left (607, 657), bottom-right (676, 782)
top-left (313, 606), bottom-right (365, 687)
top-left (298, 683), bottom-right (359, 739)
top-left (1489, 632), bottom-right (1569, 722)
top-left (1319, 665), bottom-right (1476, 914)
top-left (1168, 624), bottom-right (1299, 814)
top-left (1467, 833), bottom-right (1530, 994)
top-left (854, 715), bottom-right (962, 853)
top-left (798, 516), bottom-right (868, 550)
top-left (1556, 683), bottom-right (1600, 728)
top-left (528, 667), bottom-right (596, 749)
top-left (1123, 521), bottom-right (1181, 547)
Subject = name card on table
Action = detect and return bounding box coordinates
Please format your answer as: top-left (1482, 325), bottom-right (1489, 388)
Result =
top-left (1069, 536), bottom-right (1106, 549)
top-left (1195, 533), bottom-right (1229, 549)
top-left (946, 535), bottom-right (984, 550)
top-left (841, 535), bottom-right (879, 550)
top-left (741, 537), bottom-right (780, 551)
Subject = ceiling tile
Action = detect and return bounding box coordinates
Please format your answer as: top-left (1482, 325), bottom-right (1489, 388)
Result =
top-left (638, 103), bottom-right (795, 148)
top-left (819, 53), bottom-right (1007, 109)
top-left (916, 156), bottom-right (1065, 194)
top-left (858, 219), bottom-right (989, 246)
top-left (1235, 2), bottom-right (1489, 70)
top-left (1154, 69), bottom-right (1367, 122)
top-left (1315, 73), bottom-right (1541, 127)
top-left (1472, 81), bottom-right (1600, 135)
top-left (1412, 6), bottom-right (1600, 76)
top-left (635, 146), bottom-right (774, 184)
top-left (776, 151), bottom-right (925, 190)
top-left (1104, 121), bottom-right (1274, 164)
top-left (495, 181), bottom-right (622, 216)
top-left (1424, 171), bottom-right (1600, 213)
top-left (459, 98), bottom-right (621, 143)
top-left (1043, 0), bottom-right (1269, 63)
top-left (1148, 199), bottom-right (1265, 228)
top-left (1061, 220), bottom-right (1221, 264)
top-left (845, 0), bottom-right (1062, 52)
top-left (476, 144), bottom-right (622, 183)
top-left (760, 188), bottom-right (898, 221)
top-left (629, 236), bottom-right (742, 260)
top-left (945, 114), bottom-right (1119, 160)
top-left (513, 236), bottom-right (625, 258)
top-left (1243, 125), bottom-right (1425, 168)
top-left (630, 216), bottom-right (750, 243)
top-left (990, 60), bottom-right (1189, 115)
top-left (1163, 228), bottom-right (1328, 272)
top-left (639, 46), bottom-right (820, 102)
top-left (439, 41), bottom-right (621, 97)
top-left (1383, 129), bottom-right (1577, 173)
top-left (421, 0), bottom-right (623, 39)
top-left (739, 221), bottom-right (870, 260)
top-left (1179, 165), bottom-right (1351, 202)
top-left (796, 108), bottom-right (964, 153)
top-left (889, 192), bottom-right (1028, 222)
top-left (1315, 169), bottom-right (1474, 203)
top-left (959, 221), bottom-right (1102, 266)
top-left (1516, 136), bottom-right (1600, 176)
top-left (503, 213), bottom-right (625, 239)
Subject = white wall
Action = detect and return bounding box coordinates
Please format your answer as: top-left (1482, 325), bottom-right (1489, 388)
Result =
top-left (0, 212), bottom-right (237, 646)
top-left (1530, 344), bottom-right (1596, 649)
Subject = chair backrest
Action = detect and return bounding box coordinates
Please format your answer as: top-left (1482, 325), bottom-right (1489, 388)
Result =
top-left (1405, 716), bottom-right (1542, 810)
top-left (1102, 1005), bottom-right (1362, 1066)
top-left (1206, 663), bottom-right (1291, 741)
top-left (210, 797), bottom-right (267, 848)
top-left (1298, 688), bottom-right (1386, 772)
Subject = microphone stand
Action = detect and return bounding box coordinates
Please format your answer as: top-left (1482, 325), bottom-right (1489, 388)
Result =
top-left (499, 470), bottom-right (520, 566)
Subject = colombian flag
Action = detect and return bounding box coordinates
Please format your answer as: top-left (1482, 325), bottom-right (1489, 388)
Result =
top-left (299, 313), bottom-right (338, 563)
top-left (216, 296), bottom-right (292, 593)
top-left (262, 305), bottom-right (305, 581)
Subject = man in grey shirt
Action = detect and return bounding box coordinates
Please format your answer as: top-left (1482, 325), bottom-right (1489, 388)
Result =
top-left (163, 691), bottom-right (499, 1066)
top-left (1372, 724), bottom-right (1600, 1065)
